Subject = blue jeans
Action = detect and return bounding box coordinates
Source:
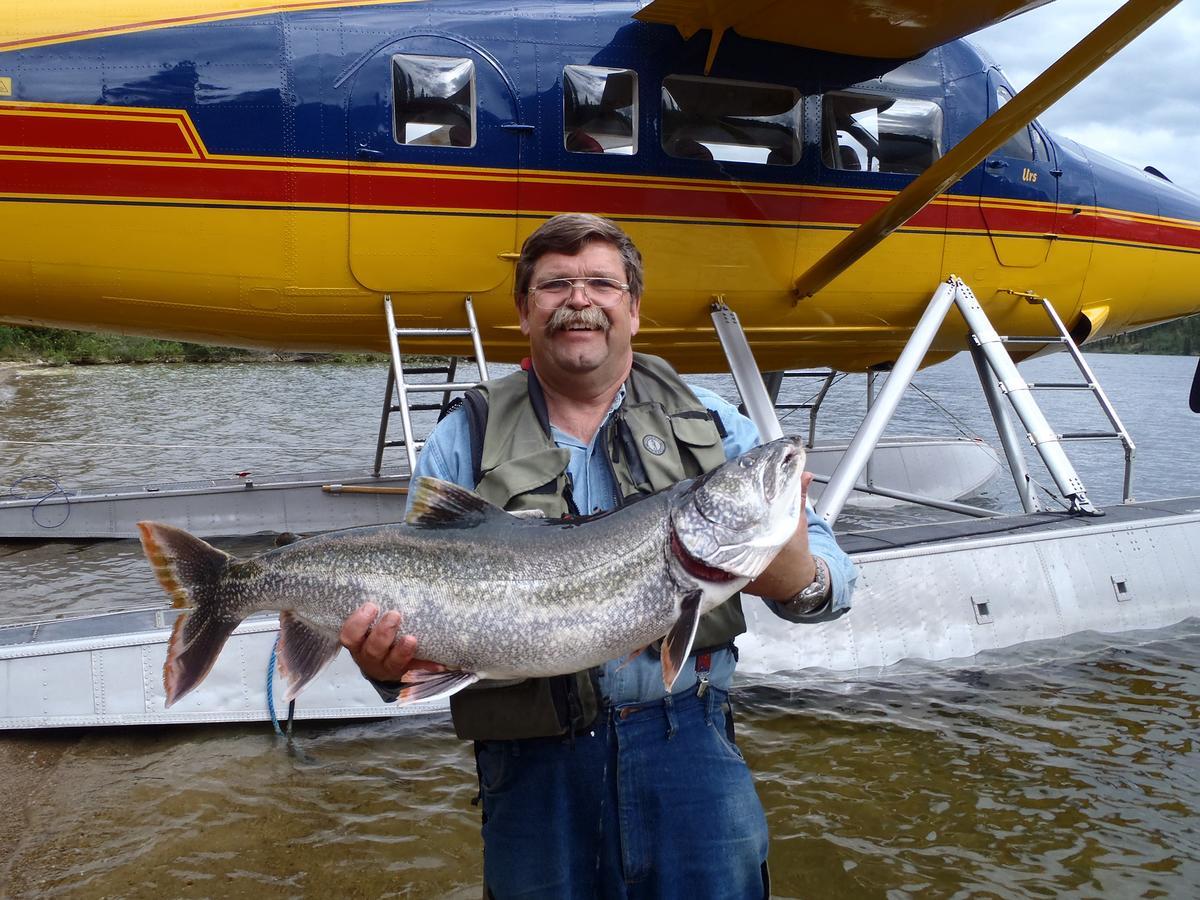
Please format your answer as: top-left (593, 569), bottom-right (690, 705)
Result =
top-left (475, 685), bottom-right (769, 899)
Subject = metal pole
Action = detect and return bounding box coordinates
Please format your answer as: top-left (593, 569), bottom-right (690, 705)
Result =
top-left (382, 295), bottom-right (420, 474)
top-left (710, 299), bottom-right (783, 442)
top-left (808, 474), bottom-right (996, 518)
top-left (968, 340), bottom-right (1040, 514)
top-left (807, 372), bottom-right (836, 449)
top-left (816, 279), bottom-right (959, 525)
top-left (373, 364), bottom-right (396, 477)
top-left (866, 370), bottom-right (877, 488)
top-left (464, 296), bottom-right (490, 382)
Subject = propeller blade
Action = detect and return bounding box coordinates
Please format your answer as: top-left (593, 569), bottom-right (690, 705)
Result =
top-left (1190, 358), bottom-right (1200, 413)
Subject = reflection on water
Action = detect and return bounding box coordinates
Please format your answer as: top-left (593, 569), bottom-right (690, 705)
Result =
top-left (1, 356), bottom-right (1198, 897)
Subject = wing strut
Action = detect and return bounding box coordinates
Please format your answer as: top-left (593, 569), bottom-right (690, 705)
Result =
top-left (792, 0), bottom-right (1181, 301)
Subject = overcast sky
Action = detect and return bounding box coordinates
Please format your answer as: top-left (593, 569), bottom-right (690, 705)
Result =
top-left (974, 0), bottom-right (1200, 196)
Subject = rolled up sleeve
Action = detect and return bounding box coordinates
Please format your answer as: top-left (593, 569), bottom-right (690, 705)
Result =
top-left (763, 506), bottom-right (858, 623)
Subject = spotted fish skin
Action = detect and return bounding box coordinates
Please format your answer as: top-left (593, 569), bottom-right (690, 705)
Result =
top-left (139, 437), bottom-right (806, 707)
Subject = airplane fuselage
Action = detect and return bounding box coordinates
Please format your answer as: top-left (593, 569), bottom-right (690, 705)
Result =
top-left (2, 0), bottom-right (1198, 372)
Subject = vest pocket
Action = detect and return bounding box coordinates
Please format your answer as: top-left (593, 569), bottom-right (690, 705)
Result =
top-left (668, 413), bottom-right (722, 451)
top-left (476, 448), bottom-right (572, 515)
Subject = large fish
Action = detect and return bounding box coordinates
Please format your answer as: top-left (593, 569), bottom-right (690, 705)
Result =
top-left (140, 437), bottom-right (807, 707)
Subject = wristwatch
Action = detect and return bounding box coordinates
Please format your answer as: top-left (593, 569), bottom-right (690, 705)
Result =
top-left (781, 556), bottom-right (830, 615)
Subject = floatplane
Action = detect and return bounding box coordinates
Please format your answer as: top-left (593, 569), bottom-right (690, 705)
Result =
top-left (1, 0), bottom-right (1198, 728)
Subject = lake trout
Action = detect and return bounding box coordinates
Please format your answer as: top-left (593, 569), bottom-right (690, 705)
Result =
top-left (139, 437), bottom-right (807, 707)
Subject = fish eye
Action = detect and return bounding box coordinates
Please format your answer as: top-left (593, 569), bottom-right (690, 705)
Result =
top-left (738, 456), bottom-right (754, 468)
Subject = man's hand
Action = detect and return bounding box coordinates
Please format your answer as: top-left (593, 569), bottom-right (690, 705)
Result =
top-left (338, 603), bottom-right (444, 682)
top-left (744, 471), bottom-right (817, 598)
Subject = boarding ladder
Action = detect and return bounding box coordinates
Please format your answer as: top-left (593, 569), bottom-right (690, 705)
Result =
top-left (372, 295), bottom-right (490, 476)
top-left (991, 289), bottom-right (1136, 507)
top-left (709, 280), bottom-right (1135, 527)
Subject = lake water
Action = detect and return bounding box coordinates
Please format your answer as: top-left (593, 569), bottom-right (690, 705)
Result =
top-left (0, 353), bottom-right (1197, 898)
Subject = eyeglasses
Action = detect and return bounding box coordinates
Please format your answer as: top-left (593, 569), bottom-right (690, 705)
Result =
top-left (528, 277), bottom-right (629, 309)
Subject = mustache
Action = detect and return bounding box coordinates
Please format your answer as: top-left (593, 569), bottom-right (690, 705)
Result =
top-left (544, 304), bottom-right (611, 336)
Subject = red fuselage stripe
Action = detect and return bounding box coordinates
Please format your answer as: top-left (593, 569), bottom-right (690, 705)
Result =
top-left (3, 154), bottom-right (1198, 252)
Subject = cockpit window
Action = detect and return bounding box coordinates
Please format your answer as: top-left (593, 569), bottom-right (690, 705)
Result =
top-left (392, 54), bottom-right (475, 147)
top-left (823, 92), bottom-right (943, 174)
top-left (993, 85), bottom-right (1034, 161)
top-left (563, 66), bottom-right (638, 155)
top-left (661, 75), bottom-right (801, 165)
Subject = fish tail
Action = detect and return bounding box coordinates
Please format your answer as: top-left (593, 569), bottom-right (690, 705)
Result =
top-left (138, 521), bottom-right (242, 707)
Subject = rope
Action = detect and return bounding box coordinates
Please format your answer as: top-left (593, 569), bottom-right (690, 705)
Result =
top-left (775, 373), bottom-right (850, 424)
top-left (909, 382), bottom-right (987, 442)
top-left (6, 474), bottom-right (71, 528)
top-left (267, 633), bottom-right (299, 740)
top-left (267, 634), bottom-right (284, 737)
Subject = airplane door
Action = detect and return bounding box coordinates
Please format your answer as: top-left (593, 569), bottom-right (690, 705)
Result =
top-left (977, 77), bottom-right (1061, 268)
top-left (348, 38), bottom-right (520, 293)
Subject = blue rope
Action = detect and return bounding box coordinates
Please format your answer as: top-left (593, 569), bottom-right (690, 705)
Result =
top-left (267, 634), bottom-right (284, 736)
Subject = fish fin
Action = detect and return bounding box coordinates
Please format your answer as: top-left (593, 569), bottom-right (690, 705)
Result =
top-left (405, 477), bottom-right (506, 528)
top-left (660, 590), bottom-right (703, 691)
top-left (397, 669), bottom-right (480, 705)
top-left (617, 645), bottom-right (651, 671)
top-left (276, 611), bottom-right (343, 701)
top-left (138, 521), bottom-right (242, 707)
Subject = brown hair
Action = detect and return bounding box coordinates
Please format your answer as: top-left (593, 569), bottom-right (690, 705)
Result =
top-left (514, 213), bottom-right (644, 306)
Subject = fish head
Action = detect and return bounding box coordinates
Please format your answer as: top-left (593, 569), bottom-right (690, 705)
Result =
top-left (670, 436), bottom-right (807, 580)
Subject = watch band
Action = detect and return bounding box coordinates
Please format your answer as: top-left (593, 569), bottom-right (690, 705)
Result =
top-left (781, 556), bottom-right (830, 615)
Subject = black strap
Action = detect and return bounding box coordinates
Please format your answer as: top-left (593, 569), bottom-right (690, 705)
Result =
top-left (462, 388), bottom-right (489, 488)
top-left (707, 408), bottom-right (728, 439)
top-left (615, 417), bottom-right (651, 489)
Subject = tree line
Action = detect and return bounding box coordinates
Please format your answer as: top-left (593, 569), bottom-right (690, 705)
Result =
top-left (1088, 314), bottom-right (1200, 356)
top-left (0, 326), bottom-right (374, 364)
top-left (3, 316), bottom-right (1198, 365)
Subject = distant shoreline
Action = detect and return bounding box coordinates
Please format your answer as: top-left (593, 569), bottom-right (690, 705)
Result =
top-left (0, 325), bottom-right (380, 366)
top-left (3, 320), bottom-right (1197, 366)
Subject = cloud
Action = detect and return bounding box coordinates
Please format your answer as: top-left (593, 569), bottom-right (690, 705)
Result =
top-left (975, 0), bottom-right (1200, 194)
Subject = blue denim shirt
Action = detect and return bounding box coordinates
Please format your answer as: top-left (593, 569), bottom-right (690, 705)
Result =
top-left (410, 384), bottom-right (856, 703)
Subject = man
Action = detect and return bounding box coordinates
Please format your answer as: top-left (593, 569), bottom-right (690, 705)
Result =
top-left (340, 214), bottom-right (856, 898)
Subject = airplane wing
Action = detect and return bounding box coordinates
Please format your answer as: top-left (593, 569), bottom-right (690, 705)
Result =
top-left (633, 0), bottom-right (1054, 60)
top-left (792, 0), bottom-right (1180, 299)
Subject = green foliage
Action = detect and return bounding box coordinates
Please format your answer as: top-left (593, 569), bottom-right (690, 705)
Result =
top-left (0, 326), bottom-right (380, 365)
top-left (1089, 315), bottom-right (1200, 356)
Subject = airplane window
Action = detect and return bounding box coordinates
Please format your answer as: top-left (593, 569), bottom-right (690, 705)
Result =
top-left (392, 54), bottom-right (475, 147)
top-left (661, 75), bottom-right (801, 165)
top-left (993, 86), bottom-right (1034, 161)
top-left (563, 66), bottom-right (637, 155)
top-left (822, 93), bottom-right (943, 175)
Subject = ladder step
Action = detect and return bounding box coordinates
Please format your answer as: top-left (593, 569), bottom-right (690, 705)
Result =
top-left (385, 439), bottom-right (427, 449)
top-left (1059, 432), bottom-right (1121, 440)
top-left (1027, 382), bottom-right (1093, 390)
top-left (1000, 335), bottom-right (1069, 344)
top-left (399, 382), bottom-right (479, 393)
top-left (390, 403), bottom-right (445, 413)
top-left (393, 327), bottom-right (474, 338)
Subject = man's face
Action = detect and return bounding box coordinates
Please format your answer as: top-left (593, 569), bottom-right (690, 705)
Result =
top-left (518, 240), bottom-right (641, 379)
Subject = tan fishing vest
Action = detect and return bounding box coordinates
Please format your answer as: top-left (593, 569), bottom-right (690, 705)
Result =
top-left (450, 354), bottom-right (749, 741)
